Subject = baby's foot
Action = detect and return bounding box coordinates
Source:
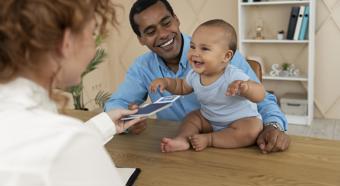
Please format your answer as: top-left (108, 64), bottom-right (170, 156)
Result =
top-left (189, 134), bottom-right (212, 151)
top-left (160, 137), bottom-right (190, 152)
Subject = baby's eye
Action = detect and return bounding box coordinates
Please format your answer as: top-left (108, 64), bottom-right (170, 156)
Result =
top-left (190, 45), bottom-right (195, 49)
top-left (201, 47), bottom-right (210, 51)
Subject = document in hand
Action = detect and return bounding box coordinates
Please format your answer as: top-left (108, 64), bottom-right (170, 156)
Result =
top-left (117, 168), bottom-right (141, 186)
top-left (122, 95), bottom-right (180, 120)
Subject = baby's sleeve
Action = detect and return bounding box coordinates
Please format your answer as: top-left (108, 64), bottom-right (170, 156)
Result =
top-left (185, 69), bottom-right (195, 87)
top-left (230, 67), bottom-right (250, 82)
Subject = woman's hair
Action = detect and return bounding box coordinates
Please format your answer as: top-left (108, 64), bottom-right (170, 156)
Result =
top-left (0, 0), bottom-right (117, 82)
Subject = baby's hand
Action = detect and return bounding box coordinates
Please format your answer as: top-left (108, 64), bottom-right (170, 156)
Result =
top-left (226, 80), bottom-right (249, 96)
top-left (149, 78), bottom-right (168, 93)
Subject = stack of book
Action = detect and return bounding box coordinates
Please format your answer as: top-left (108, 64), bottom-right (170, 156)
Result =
top-left (287, 6), bottom-right (310, 40)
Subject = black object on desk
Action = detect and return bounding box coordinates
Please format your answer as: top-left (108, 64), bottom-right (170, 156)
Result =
top-left (126, 168), bottom-right (141, 186)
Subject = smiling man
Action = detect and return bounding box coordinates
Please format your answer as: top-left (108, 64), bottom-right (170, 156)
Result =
top-left (105, 0), bottom-right (290, 153)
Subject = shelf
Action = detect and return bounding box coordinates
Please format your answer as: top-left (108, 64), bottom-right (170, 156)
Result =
top-left (263, 74), bottom-right (308, 81)
top-left (238, 0), bottom-right (315, 125)
top-left (241, 1), bottom-right (310, 6)
top-left (241, 39), bottom-right (309, 44)
top-left (286, 114), bottom-right (308, 125)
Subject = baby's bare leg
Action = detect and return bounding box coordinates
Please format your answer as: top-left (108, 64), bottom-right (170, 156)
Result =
top-left (210, 117), bottom-right (263, 149)
top-left (161, 110), bottom-right (212, 152)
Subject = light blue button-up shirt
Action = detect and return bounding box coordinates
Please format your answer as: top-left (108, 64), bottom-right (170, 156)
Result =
top-left (105, 33), bottom-right (288, 130)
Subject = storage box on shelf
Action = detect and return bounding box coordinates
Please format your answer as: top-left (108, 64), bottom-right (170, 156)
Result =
top-left (238, 0), bottom-right (315, 125)
top-left (280, 93), bottom-right (308, 116)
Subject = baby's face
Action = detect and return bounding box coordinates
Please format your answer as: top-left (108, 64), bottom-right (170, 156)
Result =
top-left (188, 26), bottom-right (232, 76)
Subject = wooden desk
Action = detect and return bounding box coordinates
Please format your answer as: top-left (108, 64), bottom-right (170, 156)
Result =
top-left (104, 119), bottom-right (340, 186)
top-left (67, 111), bottom-right (340, 186)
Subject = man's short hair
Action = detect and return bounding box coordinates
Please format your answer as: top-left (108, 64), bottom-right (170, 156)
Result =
top-left (199, 19), bottom-right (237, 55)
top-left (129, 0), bottom-right (174, 37)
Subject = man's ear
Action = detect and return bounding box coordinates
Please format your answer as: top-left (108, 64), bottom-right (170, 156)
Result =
top-left (223, 50), bottom-right (234, 63)
top-left (58, 28), bottom-right (73, 58)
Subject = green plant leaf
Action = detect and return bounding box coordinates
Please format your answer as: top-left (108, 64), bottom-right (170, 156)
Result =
top-left (95, 90), bottom-right (111, 108)
top-left (66, 35), bottom-right (107, 110)
top-left (81, 48), bottom-right (106, 78)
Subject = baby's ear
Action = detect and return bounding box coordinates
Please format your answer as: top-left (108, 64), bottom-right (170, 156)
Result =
top-left (223, 50), bottom-right (234, 63)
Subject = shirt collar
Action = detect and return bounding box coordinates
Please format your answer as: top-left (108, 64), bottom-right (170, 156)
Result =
top-left (179, 33), bottom-right (191, 70)
top-left (0, 77), bottom-right (57, 112)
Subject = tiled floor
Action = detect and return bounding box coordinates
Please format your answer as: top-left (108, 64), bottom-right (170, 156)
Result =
top-left (287, 118), bottom-right (340, 140)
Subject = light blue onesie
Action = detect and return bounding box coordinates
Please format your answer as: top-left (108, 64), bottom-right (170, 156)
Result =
top-left (185, 64), bottom-right (262, 131)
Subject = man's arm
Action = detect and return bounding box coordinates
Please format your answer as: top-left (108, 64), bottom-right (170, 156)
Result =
top-left (104, 62), bottom-right (148, 112)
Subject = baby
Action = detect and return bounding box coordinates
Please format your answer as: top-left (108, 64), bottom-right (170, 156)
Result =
top-left (150, 19), bottom-right (265, 152)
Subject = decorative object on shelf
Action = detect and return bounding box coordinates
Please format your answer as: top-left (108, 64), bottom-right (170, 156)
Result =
top-left (269, 63), bottom-right (300, 77)
top-left (255, 18), bottom-right (264, 40)
top-left (67, 36), bottom-right (107, 110)
top-left (269, 64), bottom-right (280, 77)
top-left (277, 30), bottom-right (284, 40)
top-left (287, 64), bottom-right (300, 77)
top-left (280, 63), bottom-right (290, 76)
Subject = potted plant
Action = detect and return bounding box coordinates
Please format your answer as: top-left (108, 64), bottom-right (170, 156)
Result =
top-left (67, 36), bottom-right (106, 110)
top-left (280, 63), bottom-right (290, 77)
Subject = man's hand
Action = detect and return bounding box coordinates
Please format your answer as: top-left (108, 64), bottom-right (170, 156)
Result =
top-left (256, 125), bottom-right (290, 153)
top-left (128, 103), bottom-right (147, 134)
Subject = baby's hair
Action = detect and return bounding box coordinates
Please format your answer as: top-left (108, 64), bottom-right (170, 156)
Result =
top-left (198, 19), bottom-right (237, 55)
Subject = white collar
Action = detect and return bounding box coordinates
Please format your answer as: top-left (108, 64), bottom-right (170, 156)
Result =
top-left (0, 77), bottom-right (57, 112)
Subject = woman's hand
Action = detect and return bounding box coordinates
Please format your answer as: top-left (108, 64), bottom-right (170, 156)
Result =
top-left (127, 104), bottom-right (148, 134)
top-left (106, 109), bottom-right (146, 134)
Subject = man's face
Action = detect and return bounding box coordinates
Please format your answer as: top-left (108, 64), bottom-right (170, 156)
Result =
top-left (134, 1), bottom-right (182, 63)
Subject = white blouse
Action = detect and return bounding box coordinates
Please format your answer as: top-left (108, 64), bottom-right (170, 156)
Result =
top-left (0, 78), bottom-right (124, 186)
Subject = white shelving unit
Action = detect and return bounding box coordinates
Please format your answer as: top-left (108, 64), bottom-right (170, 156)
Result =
top-left (238, 0), bottom-right (315, 125)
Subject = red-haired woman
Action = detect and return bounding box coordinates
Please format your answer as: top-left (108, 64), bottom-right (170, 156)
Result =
top-left (0, 1), bottom-right (143, 185)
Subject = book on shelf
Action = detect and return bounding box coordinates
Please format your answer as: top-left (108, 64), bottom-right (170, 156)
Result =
top-left (298, 6), bottom-right (309, 40)
top-left (287, 6), bottom-right (300, 40)
top-left (293, 6), bottom-right (305, 40)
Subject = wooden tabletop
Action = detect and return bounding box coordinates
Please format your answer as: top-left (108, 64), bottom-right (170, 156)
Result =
top-left (105, 119), bottom-right (340, 186)
top-left (64, 110), bottom-right (340, 186)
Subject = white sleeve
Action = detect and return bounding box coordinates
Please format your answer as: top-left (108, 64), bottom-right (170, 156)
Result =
top-left (85, 112), bottom-right (116, 144)
top-left (49, 132), bottom-right (124, 186)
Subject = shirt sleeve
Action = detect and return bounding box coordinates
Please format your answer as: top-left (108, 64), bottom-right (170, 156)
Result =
top-left (104, 61), bottom-right (148, 111)
top-left (230, 50), bottom-right (288, 130)
top-left (228, 66), bottom-right (250, 83)
top-left (85, 112), bottom-right (116, 145)
top-left (185, 69), bottom-right (195, 87)
top-left (49, 131), bottom-right (124, 186)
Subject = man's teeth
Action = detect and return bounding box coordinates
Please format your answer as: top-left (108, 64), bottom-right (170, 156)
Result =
top-left (160, 39), bottom-right (174, 47)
